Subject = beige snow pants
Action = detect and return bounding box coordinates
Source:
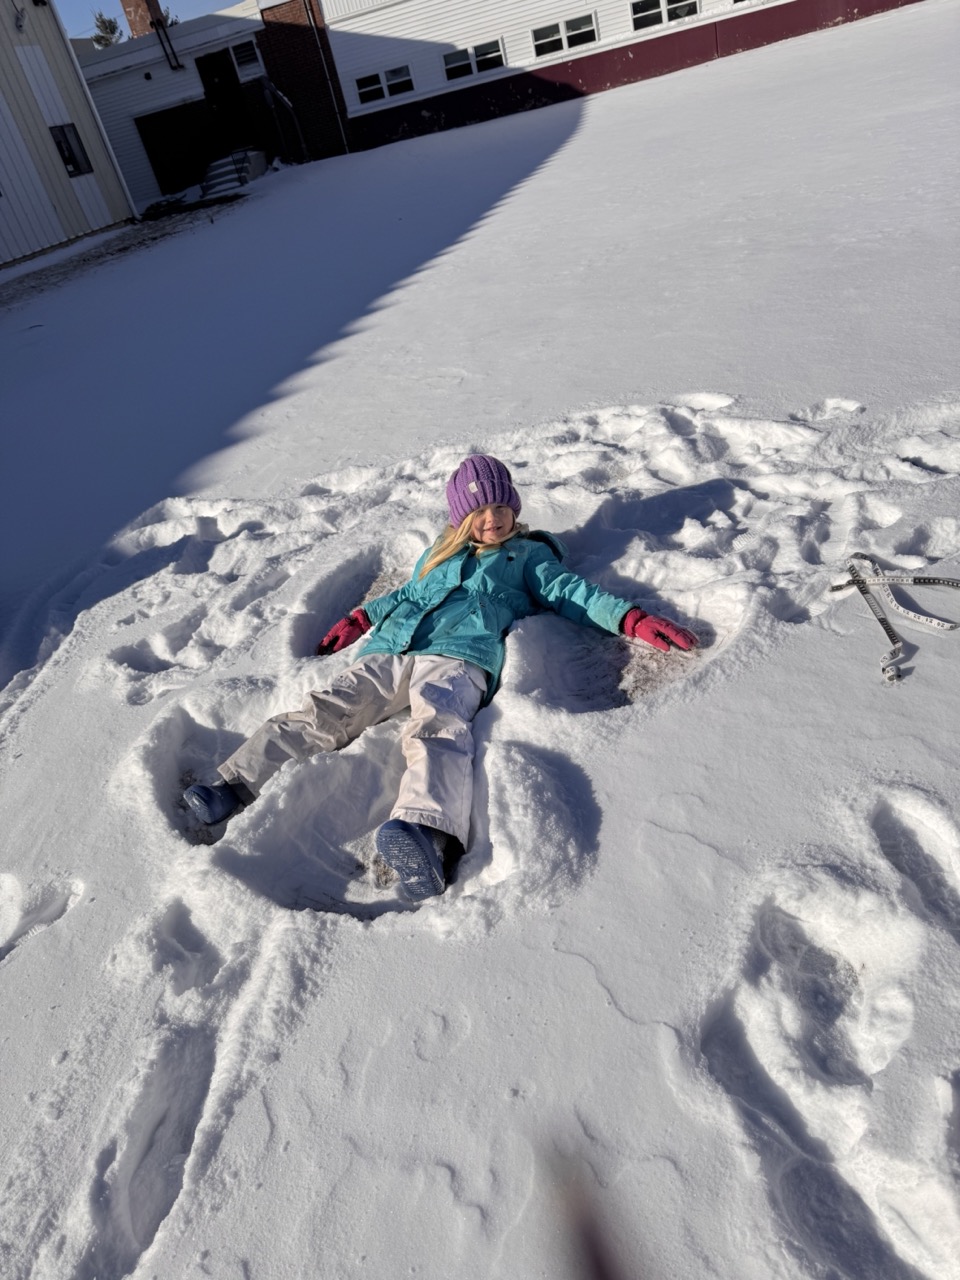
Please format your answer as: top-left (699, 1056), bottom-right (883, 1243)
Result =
top-left (218, 652), bottom-right (488, 847)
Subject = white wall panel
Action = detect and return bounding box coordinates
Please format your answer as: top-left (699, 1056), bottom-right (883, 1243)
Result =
top-left (16, 45), bottom-right (71, 126)
top-left (0, 89), bottom-right (66, 264)
top-left (70, 173), bottom-right (113, 229)
top-left (323, 0), bottom-right (416, 16)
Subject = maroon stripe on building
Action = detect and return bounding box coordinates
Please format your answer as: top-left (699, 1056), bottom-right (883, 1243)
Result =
top-left (537, 21), bottom-right (719, 95)
top-left (716, 0), bottom-right (923, 56)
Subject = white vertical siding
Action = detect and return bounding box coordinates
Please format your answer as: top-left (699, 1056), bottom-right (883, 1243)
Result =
top-left (70, 172), bottom-right (113, 228)
top-left (0, 8), bottom-right (133, 265)
top-left (16, 45), bottom-right (72, 126)
top-left (12, 43), bottom-right (122, 237)
top-left (0, 89), bottom-right (66, 264)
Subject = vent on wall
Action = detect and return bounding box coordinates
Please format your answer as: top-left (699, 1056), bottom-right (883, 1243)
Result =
top-left (232, 40), bottom-right (264, 81)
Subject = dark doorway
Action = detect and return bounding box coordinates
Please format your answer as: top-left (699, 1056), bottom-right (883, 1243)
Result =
top-left (195, 49), bottom-right (252, 154)
top-left (134, 100), bottom-right (215, 195)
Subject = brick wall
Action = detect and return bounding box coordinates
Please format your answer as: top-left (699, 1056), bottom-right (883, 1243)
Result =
top-left (120, 0), bottom-right (166, 41)
top-left (256, 0), bottom-right (349, 159)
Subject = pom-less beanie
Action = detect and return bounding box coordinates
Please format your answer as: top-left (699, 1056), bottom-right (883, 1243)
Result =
top-left (446, 455), bottom-right (522, 526)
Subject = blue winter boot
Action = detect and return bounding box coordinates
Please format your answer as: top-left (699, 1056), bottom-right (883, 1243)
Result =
top-left (375, 820), bottom-right (446, 901)
top-left (183, 780), bottom-right (247, 825)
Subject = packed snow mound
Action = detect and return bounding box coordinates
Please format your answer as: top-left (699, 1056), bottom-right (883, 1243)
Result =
top-left (3, 395), bottom-right (960, 1280)
top-left (52, 398), bottom-right (931, 900)
top-left (18, 393), bottom-right (960, 928)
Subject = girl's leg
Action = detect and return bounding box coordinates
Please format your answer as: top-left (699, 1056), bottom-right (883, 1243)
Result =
top-left (219, 653), bottom-right (409, 797)
top-left (390, 656), bottom-right (488, 847)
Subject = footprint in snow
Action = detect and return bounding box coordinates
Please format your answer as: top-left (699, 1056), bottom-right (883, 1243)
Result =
top-left (751, 901), bottom-right (871, 1088)
top-left (869, 792), bottom-right (960, 948)
top-left (150, 899), bottom-right (223, 995)
top-left (72, 1026), bottom-right (216, 1280)
top-left (61, 896), bottom-right (231, 1279)
top-left (0, 874), bottom-right (84, 965)
top-left (100, 540), bottom-right (395, 708)
top-left (697, 815), bottom-right (960, 1280)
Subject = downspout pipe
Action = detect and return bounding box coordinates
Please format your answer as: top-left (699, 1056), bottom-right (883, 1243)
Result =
top-left (303, 0), bottom-right (349, 154)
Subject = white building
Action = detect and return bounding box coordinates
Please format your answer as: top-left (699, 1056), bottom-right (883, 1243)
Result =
top-left (0, 0), bottom-right (135, 267)
top-left (73, 3), bottom-right (272, 213)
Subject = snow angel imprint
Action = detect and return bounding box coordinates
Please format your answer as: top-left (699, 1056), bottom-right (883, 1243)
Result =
top-left (183, 455), bottom-right (698, 901)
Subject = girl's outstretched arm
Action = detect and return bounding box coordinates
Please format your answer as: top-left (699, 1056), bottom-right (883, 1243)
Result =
top-left (523, 544), bottom-right (697, 649)
top-left (361, 547), bottom-right (432, 626)
top-left (522, 545), bottom-right (636, 634)
top-left (315, 547), bottom-right (434, 653)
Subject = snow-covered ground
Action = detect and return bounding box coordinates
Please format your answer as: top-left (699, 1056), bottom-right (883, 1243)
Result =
top-left (1, 4), bottom-right (959, 1278)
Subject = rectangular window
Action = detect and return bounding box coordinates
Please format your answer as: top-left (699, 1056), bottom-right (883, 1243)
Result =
top-left (532, 23), bottom-right (564, 57)
top-left (474, 39), bottom-right (505, 73)
top-left (632, 0), bottom-right (663, 30)
top-left (444, 50), bottom-right (473, 81)
top-left (384, 65), bottom-right (414, 96)
top-left (356, 66), bottom-right (415, 104)
top-left (443, 40), bottom-right (505, 81)
top-left (666, 0), bottom-right (699, 20)
top-left (384, 64), bottom-right (414, 96)
top-left (565, 14), bottom-right (597, 47)
top-left (356, 73), bottom-right (385, 104)
top-left (49, 124), bottom-right (92, 178)
top-left (533, 14), bottom-right (598, 58)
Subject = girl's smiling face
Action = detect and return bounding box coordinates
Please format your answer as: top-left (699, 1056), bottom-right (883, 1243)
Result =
top-left (470, 504), bottom-right (516, 545)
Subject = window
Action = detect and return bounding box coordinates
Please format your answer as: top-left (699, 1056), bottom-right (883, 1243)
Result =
top-left (533, 14), bottom-right (598, 58)
top-left (474, 40), bottom-right (505, 73)
top-left (565, 14), bottom-right (598, 47)
top-left (49, 124), bottom-right (92, 178)
top-left (443, 39), bottom-right (505, 82)
top-left (632, 0), bottom-right (699, 26)
top-left (356, 74), bottom-right (385, 104)
top-left (355, 65), bottom-right (414, 105)
top-left (532, 24), bottom-right (564, 57)
top-left (631, 0), bottom-right (663, 30)
top-left (384, 65), bottom-right (414, 96)
top-left (443, 50), bottom-right (473, 80)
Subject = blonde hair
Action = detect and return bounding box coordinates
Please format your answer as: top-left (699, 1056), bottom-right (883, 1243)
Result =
top-left (419, 512), bottom-right (523, 578)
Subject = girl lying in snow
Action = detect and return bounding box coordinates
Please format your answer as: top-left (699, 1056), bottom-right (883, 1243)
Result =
top-left (184, 455), bottom-right (697, 901)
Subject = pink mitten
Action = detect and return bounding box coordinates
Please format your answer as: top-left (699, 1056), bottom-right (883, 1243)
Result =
top-left (621, 607), bottom-right (698, 653)
top-left (316, 608), bottom-right (372, 655)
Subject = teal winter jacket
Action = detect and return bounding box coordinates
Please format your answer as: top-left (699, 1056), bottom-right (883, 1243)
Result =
top-left (358, 532), bottom-right (633, 701)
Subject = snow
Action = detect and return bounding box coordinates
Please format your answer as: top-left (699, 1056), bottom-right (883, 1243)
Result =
top-left (1, 3), bottom-right (959, 1278)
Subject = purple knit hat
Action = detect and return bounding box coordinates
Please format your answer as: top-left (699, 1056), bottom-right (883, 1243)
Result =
top-left (446, 455), bottom-right (522, 527)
